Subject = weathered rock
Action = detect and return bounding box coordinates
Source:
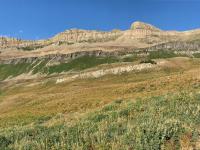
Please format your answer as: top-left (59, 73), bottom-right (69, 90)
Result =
top-left (1, 21), bottom-right (200, 65)
top-left (0, 50), bottom-right (121, 64)
top-left (56, 63), bottom-right (156, 83)
top-left (146, 41), bottom-right (200, 52)
top-left (130, 21), bottom-right (161, 31)
top-left (51, 29), bottom-right (123, 43)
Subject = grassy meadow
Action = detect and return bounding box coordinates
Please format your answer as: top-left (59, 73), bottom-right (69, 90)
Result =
top-left (0, 54), bottom-right (200, 149)
top-left (0, 92), bottom-right (200, 149)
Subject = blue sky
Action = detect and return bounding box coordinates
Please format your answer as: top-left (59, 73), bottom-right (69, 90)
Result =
top-left (0, 0), bottom-right (200, 40)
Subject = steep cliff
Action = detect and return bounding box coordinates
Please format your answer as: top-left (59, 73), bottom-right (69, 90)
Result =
top-left (51, 29), bottom-right (123, 43)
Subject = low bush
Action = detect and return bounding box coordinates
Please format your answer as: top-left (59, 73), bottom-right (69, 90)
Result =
top-left (193, 53), bottom-right (200, 58)
top-left (140, 58), bottom-right (157, 64)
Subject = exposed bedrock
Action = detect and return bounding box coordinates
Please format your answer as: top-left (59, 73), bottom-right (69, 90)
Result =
top-left (0, 50), bottom-right (121, 64)
top-left (147, 41), bottom-right (200, 51)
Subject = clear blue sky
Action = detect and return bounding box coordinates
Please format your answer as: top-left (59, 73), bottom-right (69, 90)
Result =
top-left (0, 0), bottom-right (199, 40)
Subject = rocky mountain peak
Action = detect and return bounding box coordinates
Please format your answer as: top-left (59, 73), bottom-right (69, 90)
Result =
top-left (130, 21), bottom-right (161, 31)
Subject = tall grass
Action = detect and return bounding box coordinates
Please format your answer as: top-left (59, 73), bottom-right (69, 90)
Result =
top-left (0, 92), bottom-right (199, 149)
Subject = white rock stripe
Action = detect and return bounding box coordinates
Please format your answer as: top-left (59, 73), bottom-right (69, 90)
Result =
top-left (56, 63), bottom-right (155, 84)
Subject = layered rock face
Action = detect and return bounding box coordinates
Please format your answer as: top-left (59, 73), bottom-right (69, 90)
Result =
top-left (130, 21), bottom-right (161, 31)
top-left (0, 37), bottom-right (51, 50)
top-left (0, 37), bottom-right (23, 48)
top-left (0, 21), bottom-right (200, 64)
top-left (0, 50), bottom-right (120, 64)
top-left (147, 41), bottom-right (200, 51)
top-left (51, 29), bottom-right (123, 43)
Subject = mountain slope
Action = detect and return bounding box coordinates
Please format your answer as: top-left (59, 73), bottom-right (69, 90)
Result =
top-left (1, 22), bottom-right (200, 149)
top-left (1, 21), bottom-right (200, 61)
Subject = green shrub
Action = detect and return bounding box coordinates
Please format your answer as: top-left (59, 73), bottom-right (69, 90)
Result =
top-left (18, 45), bottom-right (45, 51)
top-left (140, 59), bottom-right (157, 64)
top-left (0, 135), bottom-right (11, 148)
top-left (148, 50), bottom-right (178, 59)
top-left (193, 53), bottom-right (200, 58)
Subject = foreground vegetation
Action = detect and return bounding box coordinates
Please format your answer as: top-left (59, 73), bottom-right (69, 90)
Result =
top-left (0, 56), bottom-right (200, 149)
top-left (0, 92), bottom-right (200, 149)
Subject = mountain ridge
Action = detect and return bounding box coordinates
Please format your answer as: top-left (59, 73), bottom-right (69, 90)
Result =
top-left (1, 21), bottom-right (200, 63)
top-left (1, 21), bottom-right (200, 42)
